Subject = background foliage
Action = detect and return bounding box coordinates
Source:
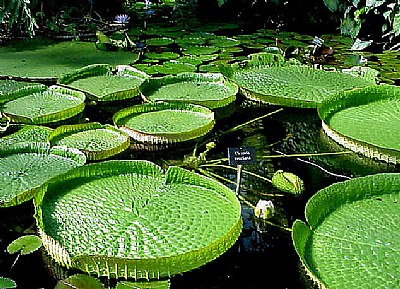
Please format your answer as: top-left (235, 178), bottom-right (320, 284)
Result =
top-left (0, 0), bottom-right (399, 49)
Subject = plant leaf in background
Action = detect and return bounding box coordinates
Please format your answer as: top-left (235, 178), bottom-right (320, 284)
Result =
top-left (54, 274), bottom-right (104, 289)
top-left (292, 173), bottom-right (400, 289)
top-left (0, 277), bottom-right (16, 289)
top-left (0, 41), bottom-right (140, 81)
top-left (7, 235), bottom-right (42, 255)
top-left (116, 279), bottom-right (170, 289)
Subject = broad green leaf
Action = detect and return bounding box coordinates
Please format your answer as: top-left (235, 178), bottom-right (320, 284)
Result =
top-left (34, 160), bottom-right (242, 279)
top-left (231, 64), bottom-right (374, 108)
top-left (116, 279), bottom-right (170, 289)
top-left (0, 142), bottom-right (86, 207)
top-left (318, 84), bottom-right (400, 164)
top-left (7, 235), bottom-right (42, 255)
top-left (0, 277), bottom-right (16, 289)
top-left (113, 102), bottom-right (215, 144)
top-left (0, 40), bottom-right (139, 81)
top-left (58, 64), bottom-right (149, 102)
top-left (292, 173), bottom-right (400, 289)
top-left (0, 125), bottom-right (53, 149)
top-left (2, 85), bottom-right (86, 124)
top-left (140, 72), bottom-right (238, 109)
top-left (0, 80), bottom-right (46, 103)
top-left (48, 122), bottom-right (130, 161)
top-left (55, 274), bottom-right (104, 289)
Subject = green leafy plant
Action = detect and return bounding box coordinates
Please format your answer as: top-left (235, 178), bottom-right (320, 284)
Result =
top-left (0, 277), bottom-right (16, 289)
top-left (7, 235), bottom-right (42, 255)
top-left (323, 0), bottom-right (400, 50)
top-left (292, 173), bottom-right (400, 289)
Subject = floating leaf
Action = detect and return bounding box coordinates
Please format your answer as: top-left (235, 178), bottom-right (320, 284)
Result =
top-left (34, 160), bottom-right (242, 279)
top-left (318, 84), bottom-right (400, 164)
top-left (116, 279), bottom-right (170, 289)
top-left (140, 72), bottom-right (238, 109)
top-left (2, 85), bottom-right (86, 124)
top-left (59, 64), bottom-right (149, 102)
top-left (0, 142), bottom-right (86, 207)
top-left (48, 122), bottom-right (130, 161)
top-left (271, 170), bottom-right (304, 195)
top-left (113, 102), bottom-right (215, 145)
top-left (7, 235), bottom-right (42, 255)
top-left (54, 274), bottom-right (104, 289)
top-left (292, 173), bottom-right (400, 289)
top-left (0, 277), bottom-right (16, 289)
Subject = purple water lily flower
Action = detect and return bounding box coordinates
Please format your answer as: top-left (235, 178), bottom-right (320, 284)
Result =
top-left (114, 14), bottom-right (130, 24)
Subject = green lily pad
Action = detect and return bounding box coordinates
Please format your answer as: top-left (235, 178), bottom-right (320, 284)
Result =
top-left (113, 102), bottom-right (215, 145)
top-left (144, 52), bottom-right (180, 61)
top-left (318, 84), bottom-right (400, 164)
top-left (116, 279), bottom-right (170, 289)
top-left (154, 61), bottom-right (197, 75)
top-left (292, 173), bottom-right (400, 289)
top-left (227, 52), bottom-right (376, 108)
top-left (3, 85), bottom-right (86, 125)
top-left (0, 277), bottom-right (16, 289)
top-left (34, 160), bottom-right (242, 279)
top-left (182, 46), bottom-right (220, 55)
top-left (209, 36), bottom-right (240, 48)
top-left (0, 142), bottom-right (86, 207)
top-left (0, 80), bottom-right (46, 103)
top-left (48, 122), bottom-right (130, 161)
top-left (140, 72), bottom-right (238, 109)
top-left (0, 40), bottom-right (139, 81)
top-left (0, 125), bottom-right (53, 149)
top-left (146, 37), bottom-right (174, 47)
top-left (55, 274), bottom-right (104, 289)
top-left (58, 64), bottom-right (149, 102)
top-left (7, 235), bottom-right (42, 255)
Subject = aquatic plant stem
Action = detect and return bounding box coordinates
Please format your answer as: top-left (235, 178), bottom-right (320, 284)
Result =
top-left (235, 165), bottom-right (243, 196)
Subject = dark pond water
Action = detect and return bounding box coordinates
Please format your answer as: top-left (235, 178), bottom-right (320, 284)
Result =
top-left (1, 98), bottom-right (398, 288)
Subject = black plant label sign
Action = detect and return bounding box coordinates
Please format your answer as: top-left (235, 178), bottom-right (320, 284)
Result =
top-left (228, 146), bottom-right (256, 166)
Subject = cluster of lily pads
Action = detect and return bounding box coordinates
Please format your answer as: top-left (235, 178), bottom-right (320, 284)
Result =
top-left (1, 20), bottom-right (400, 289)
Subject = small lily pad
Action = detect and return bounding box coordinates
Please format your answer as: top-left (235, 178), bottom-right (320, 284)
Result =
top-left (55, 274), bottom-right (104, 289)
top-left (7, 235), bottom-right (42, 255)
top-left (113, 102), bottom-right (215, 145)
top-left (48, 122), bottom-right (130, 161)
top-left (0, 277), bottom-right (16, 289)
top-left (2, 85), bottom-right (86, 124)
top-left (140, 72), bottom-right (238, 109)
top-left (59, 64), bottom-right (149, 102)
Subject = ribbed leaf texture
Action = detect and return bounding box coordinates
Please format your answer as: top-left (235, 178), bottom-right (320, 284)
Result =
top-left (0, 142), bottom-right (86, 207)
top-left (318, 84), bottom-right (400, 164)
top-left (140, 72), bottom-right (238, 109)
top-left (34, 160), bottom-right (242, 279)
top-left (292, 173), bottom-right (400, 289)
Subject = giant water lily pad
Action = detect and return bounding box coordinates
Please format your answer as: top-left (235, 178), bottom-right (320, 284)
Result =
top-left (0, 40), bottom-right (139, 81)
top-left (140, 72), bottom-right (238, 109)
top-left (0, 142), bottom-right (86, 207)
top-left (48, 122), bottom-right (130, 160)
top-left (0, 80), bottom-right (46, 103)
top-left (225, 52), bottom-right (376, 108)
top-left (58, 64), bottom-right (149, 102)
top-left (292, 173), bottom-right (400, 289)
top-left (0, 125), bottom-right (53, 149)
top-left (318, 84), bottom-right (400, 164)
top-left (2, 85), bottom-right (86, 124)
top-left (34, 160), bottom-right (242, 279)
top-left (113, 102), bottom-right (215, 145)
